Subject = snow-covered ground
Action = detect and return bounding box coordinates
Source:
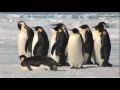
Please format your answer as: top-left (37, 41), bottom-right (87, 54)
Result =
top-left (0, 12), bottom-right (119, 78)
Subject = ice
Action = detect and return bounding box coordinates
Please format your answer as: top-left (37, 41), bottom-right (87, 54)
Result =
top-left (0, 12), bottom-right (119, 78)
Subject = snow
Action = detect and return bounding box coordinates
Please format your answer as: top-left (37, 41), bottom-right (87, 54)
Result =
top-left (0, 12), bottom-right (119, 78)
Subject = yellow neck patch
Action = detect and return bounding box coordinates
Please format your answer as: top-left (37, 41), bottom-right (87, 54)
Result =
top-left (103, 31), bottom-right (106, 35)
top-left (58, 29), bottom-right (63, 32)
top-left (38, 29), bottom-right (43, 32)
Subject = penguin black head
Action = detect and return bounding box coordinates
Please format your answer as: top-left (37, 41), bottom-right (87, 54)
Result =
top-left (70, 28), bottom-right (79, 33)
top-left (98, 22), bottom-right (106, 29)
top-left (19, 55), bottom-right (27, 66)
top-left (94, 22), bottom-right (107, 30)
top-left (19, 55), bottom-right (27, 61)
top-left (53, 23), bottom-right (64, 27)
top-left (80, 25), bottom-right (90, 31)
top-left (18, 21), bottom-right (27, 30)
top-left (34, 26), bottom-right (44, 32)
top-left (53, 23), bottom-right (65, 31)
top-left (80, 25), bottom-right (89, 29)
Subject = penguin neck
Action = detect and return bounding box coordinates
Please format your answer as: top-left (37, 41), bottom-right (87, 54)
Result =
top-left (21, 26), bottom-right (27, 33)
top-left (35, 31), bottom-right (39, 34)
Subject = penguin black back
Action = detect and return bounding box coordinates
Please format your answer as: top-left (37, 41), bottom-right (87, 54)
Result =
top-left (51, 23), bottom-right (69, 65)
top-left (20, 55), bottom-right (59, 71)
top-left (80, 25), bottom-right (94, 64)
top-left (94, 22), bottom-right (112, 66)
top-left (33, 26), bottom-right (49, 56)
top-left (17, 21), bottom-right (34, 57)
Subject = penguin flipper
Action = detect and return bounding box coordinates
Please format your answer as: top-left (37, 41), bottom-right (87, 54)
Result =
top-left (26, 65), bottom-right (32, 71)
top-left (33, 41), bottom-right (41, 56)
top-left (80, 33), bottom-right (85, 57)
top-left (100, 33), bottom-right (106, 59)
top-left (25, 39), bottom-right (32, 52)
top-left (51, 42), bottom-right (58, 55)
top-left (26, 27), bottom-right (34, 52)
top-left (100, 32), bottom-right (111, 60)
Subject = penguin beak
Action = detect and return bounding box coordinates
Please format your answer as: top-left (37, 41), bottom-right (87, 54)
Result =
top-left (32, 27), bottom-right (37, 31)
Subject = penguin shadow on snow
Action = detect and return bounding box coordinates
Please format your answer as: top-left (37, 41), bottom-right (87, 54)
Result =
top-left (82, 65), bottom-right (99, 69)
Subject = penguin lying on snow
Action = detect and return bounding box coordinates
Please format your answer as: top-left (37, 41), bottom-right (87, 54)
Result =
top-left (79, 25), bottom-right (94, 64)
top-left (32, 26), bottom-right (49, 56)
top-left (51, 23), bottom-right (69, 66)
top-left (92, 22), bottom-right (112, 67)
top-left (68, 28), bottom-right (84, 69)
top-left (19, 55), bottom-right (59, 71)
top-left (18, 21), bottom-right (34, 58)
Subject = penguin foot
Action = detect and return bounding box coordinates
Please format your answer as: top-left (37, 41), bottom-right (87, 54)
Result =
top-left (95, 63), bottom-right (99, 66)
top-left (86, 60), bottom-right (94, 64)
top-left (52, 65), bottom-right (57, 71)
top-left (81, 66), bottom-right (83, 68)
top-left (60, 63), bottom-right (70, 66)
top-left (75, 67), bottom-right (80, 69)
top-left (70, 66), bottom-right (75, 69)
top-left (102, 62), bottom-right (112, 67)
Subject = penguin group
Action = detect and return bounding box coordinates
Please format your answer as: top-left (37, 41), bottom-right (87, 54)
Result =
top-left (17, 21), bottom-right (112, 71)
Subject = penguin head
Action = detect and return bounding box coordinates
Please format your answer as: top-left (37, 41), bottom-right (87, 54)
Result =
top-left (53, 23), bottom-right (65, 31)
top-left (94, 22), bottom-right (107, 30)
top-left (19, 55), bottom-right (27, 61)
top-left (70, 28), bottom-right (79, 33)
top-left (18, 21), bottom-right (27, 30)
top-left (34, 26), bottom-right (44, 32)
top-left (80, 24), bottom-right (90, 31)
top-left (98, 22), bottom-right (106, 29)
top-left (19, 55), bottom-right (27, 66)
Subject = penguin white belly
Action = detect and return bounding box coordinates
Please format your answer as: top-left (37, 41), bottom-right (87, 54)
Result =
top-left (50, 30), bottom-right (57, 49)
top-left (32, 31), bottom-right (38, 56)
top-left (94, 37), bottom-right (104, 65)
top-left (80, 29), bottom-right (90, 64)
top-left (18, 31), bottom-right (28, 56)
top-left (50, 30), bottom-right (59, 62)
top-left (83, 53), bottom-right (89, 64)
top-left (80, 29), bottom-right (86, 42)
top-left (68, 34), bottom-right (84, 68)
top-left (20, 64), bottom-right (51, 71)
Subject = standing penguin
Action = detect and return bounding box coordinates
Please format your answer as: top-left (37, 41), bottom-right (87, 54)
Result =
top-left (32, 26), bottom-right (49, 56)
top-left (17, 21), bottom-right (34, 58)
top-left (92, 22), bottom-right (112, 67)
top-left (51, 23), bottom-right (69, 66)
top-left (68, 28), bottom-right (84, 69)
top-left (79, 25), bottom-right (94, 64)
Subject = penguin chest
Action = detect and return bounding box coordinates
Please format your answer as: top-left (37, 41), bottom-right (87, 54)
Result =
top-left (50, 31), bottom-right (57, 48)
top-left (18, 31), bottom-right (28, 56)
top-left (68, 34), bottom-right (84, 66)
top-left (32, 32), bottom-right (39, 56)
top-left (20, 64), bottom-right (51, 71)
top-left (50, 31), bottom-right (59, 62)
top-left (80, 29), bottom-right (86, 42)
top-left (93, 31), bottom-right (104, 65)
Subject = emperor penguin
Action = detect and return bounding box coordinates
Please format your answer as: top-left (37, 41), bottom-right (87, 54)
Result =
top-left (17, 21), bottom-right (34, 59)
top-left (51, 23), bottom-right (69, 66)
top-left (79, 25), bottom-right (94, 64)
top-left (32, 26), bottom-right (49, 56)
top-left (68, 28), bottom-right (84, 69)
top-left (19, 55), bottom-right (59, 71)
top-left (92, 22), bottom-right (112, 67)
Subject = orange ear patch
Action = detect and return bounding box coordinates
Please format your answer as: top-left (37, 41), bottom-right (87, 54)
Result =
top-left (38, 29), bottom-right (43, 32)
top-left (58, 29), bottom-right (63, 32)
top-left (103, 31), bottom-right (106, 35)
top-left (86, 28), bottom-right (90, 32)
